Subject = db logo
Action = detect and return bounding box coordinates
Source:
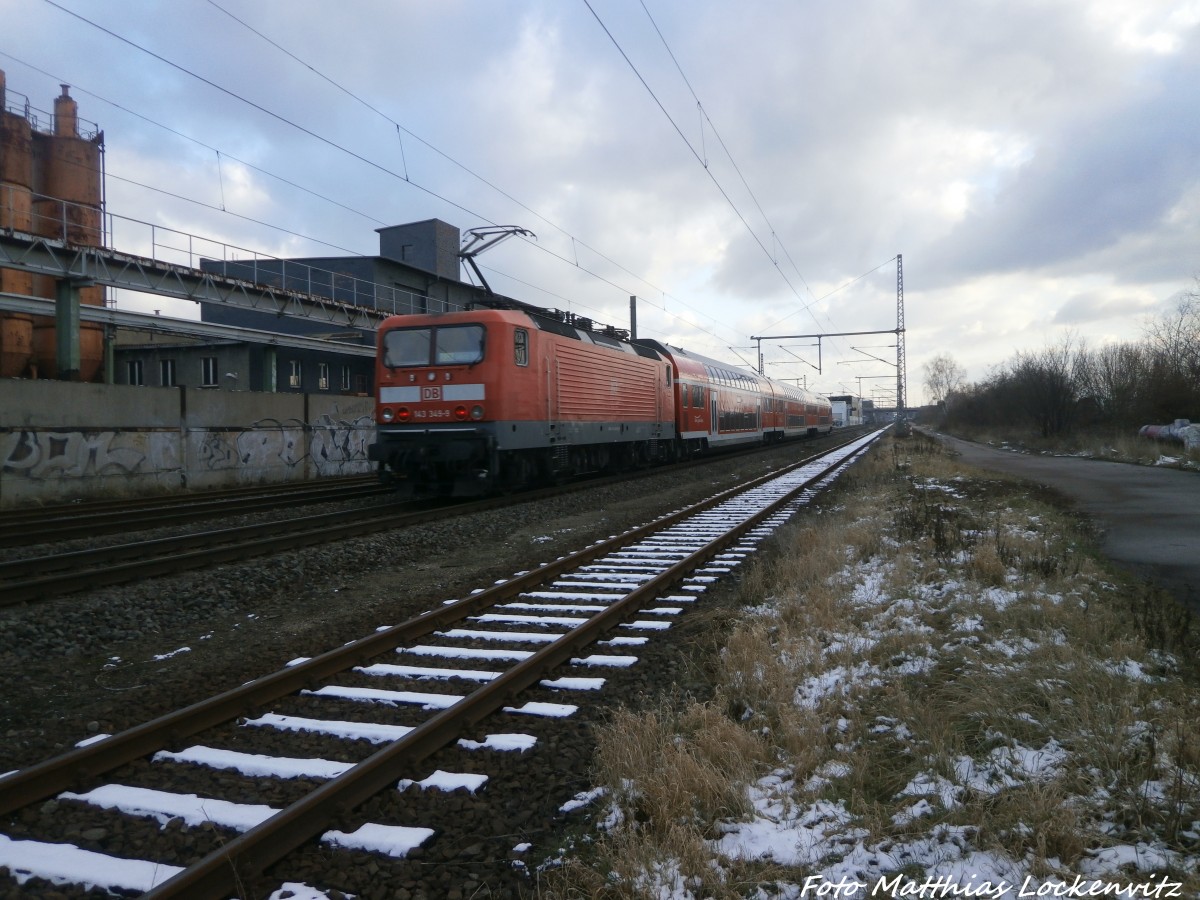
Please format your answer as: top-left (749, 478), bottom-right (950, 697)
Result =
top-left (421, 386), bottom-right (442, 401)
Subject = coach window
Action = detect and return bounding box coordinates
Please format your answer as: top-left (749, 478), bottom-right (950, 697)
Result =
top-left (514, 328), bottom-right (529, 366)
top-left (681, 383), bottom-right (689, 408)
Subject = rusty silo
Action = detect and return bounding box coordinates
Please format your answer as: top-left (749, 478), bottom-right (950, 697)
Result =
top-left (29, 82), bottom-right (106, 381)
top-left (0, 68), bottom-right (35, 377)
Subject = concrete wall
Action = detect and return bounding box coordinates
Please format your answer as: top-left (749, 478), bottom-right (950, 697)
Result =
top-left (0, 378), bottom-right (374, 507)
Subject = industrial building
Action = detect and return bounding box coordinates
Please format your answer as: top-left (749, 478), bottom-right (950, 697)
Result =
top-left (0, 69), bottom-right (502, 395)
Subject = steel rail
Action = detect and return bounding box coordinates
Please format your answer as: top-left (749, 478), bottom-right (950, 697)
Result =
top-left (141, 432), bottom-right (880, 898)
top-left (0, 502), bottom-right (436, 605)
top-left (1, 475), bottom-right (379, 523)
top-left (0, 480), bottom-right (390, 548)
top-left (0, 434), bottom-right (856, 605)
top-left (0, 435), bottom-right (869, 816)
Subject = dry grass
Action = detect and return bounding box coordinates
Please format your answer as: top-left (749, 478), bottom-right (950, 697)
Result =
top-left (539, 434), bottom-right (1200, 898)
top-left (593, 703), bottom-right (771, 833)
top-left (943, 424), bottom-right (1200, 470)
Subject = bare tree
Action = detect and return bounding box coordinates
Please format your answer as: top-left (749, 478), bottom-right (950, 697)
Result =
top-left (1145, 288), bottom-right (1200, 365)
top-left (1010, 338), bottom-right (1082, 438)
top-left (1142, 284), bottom-right (1200, 420)
top-left (1075, 342), bottom-right (1150, 426)
top-left (922, 353), bottom-right (966, 405)
top-left (944, 283), bottom-right (1199, 437)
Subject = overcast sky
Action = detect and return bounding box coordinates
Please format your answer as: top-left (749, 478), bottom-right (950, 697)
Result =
top-left (3, 0), bottom-right (1198, 404)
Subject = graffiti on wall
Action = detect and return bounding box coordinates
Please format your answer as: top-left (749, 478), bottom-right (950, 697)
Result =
top-left (196, 430), bottom-right (237, 470)
top-left (189, 405), bottom-right (373, 476)
top-left (310, 412), bottom-right (373, 475)
top-left (190, 419), bottom-right (302, 474)
top-left (241, 418), bottom-right (304, 470)
top-left (1, 396), bottom-right (373, 506)
top-left (1, 429), bottom-right (180, 479)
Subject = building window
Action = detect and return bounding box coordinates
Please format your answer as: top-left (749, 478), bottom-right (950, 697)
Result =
top-left (289, 360), bottom-right (302, 388)
top-left (318, 362), bottom-right (330, 391)
top-left (340, 365), bottom-right (351, 392)
top-left (201, 357), bottom-right (218, 387)
top-left (127, 359), bottom-right (143, 386)
top-left (160, 359), bottom-right (176, 387)
top-left (355, 374), bottom-right (367, 394)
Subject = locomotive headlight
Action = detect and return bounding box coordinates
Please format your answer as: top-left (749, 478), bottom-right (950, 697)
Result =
top-left (470, 405), bottom-right (484, 420)
top-left (380, 407), bottom-right (395, 423)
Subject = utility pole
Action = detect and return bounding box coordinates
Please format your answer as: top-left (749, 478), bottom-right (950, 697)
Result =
top-left (895, 253), bottom-right (906, 418)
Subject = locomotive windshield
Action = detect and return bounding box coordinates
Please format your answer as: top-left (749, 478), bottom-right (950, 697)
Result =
top-left (382, 324), bottom-right (485, 367)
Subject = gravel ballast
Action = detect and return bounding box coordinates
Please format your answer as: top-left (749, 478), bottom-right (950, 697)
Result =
top-left (0, 440), bottom-right (851, 898)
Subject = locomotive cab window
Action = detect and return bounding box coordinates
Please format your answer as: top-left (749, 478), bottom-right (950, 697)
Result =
top-left (514, 328), bottom-right (529, 367)
top-left (434, 325), bottom-right (485, 365)
top-left (383, 325), bottom-right (485, 368)
top-left (383, 327), bottom-right (431, 367)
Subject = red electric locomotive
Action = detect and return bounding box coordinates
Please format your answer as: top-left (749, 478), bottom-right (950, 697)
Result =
top-left (368, 306), bottom-right (674, 495)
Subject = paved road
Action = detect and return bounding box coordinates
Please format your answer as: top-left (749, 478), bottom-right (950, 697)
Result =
top-left (928, 432), bottom-right (1200, 614)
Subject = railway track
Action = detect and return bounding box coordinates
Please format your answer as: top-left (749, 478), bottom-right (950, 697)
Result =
top-left (0, 495), bottom-right (444, 606)
top-left (0, 429), bottom-right (882, 898)
top-left (0, 475), bottom-right (388, 549)
top-left (0, 430), bottom-right (872, 606)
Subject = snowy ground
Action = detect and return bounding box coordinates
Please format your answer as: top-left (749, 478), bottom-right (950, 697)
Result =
top-left (554, 460), bottom-right (1200, 899)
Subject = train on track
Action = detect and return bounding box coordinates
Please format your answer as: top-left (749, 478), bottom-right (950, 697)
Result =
top-left (368, 302), bottom-right (834, 496)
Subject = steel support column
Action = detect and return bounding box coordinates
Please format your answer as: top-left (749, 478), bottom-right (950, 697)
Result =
top-left (54, 277), bottom-right (83, 380)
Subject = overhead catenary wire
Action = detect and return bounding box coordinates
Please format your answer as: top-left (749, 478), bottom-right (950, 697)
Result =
top-left (583, 0), bottom-right (824, 332)
top-left (202, 0), bottom-right (741, 344)
top-left (0, 49), bottom-right (392, 230)
top-left (637, 0), bottom-right (815, 301)
top-left (758, 256), bottom-right (899, 335)
top-left (5, 54), bottom-right (736, 349)
top-left (37, 0), bottom-right (481, 224)
top-left (584, 0), bottom-right (899, 399)
top-left (615, 0), bottom-right (895, 383)
top-left (27, 1), bottom-right (746, 349)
